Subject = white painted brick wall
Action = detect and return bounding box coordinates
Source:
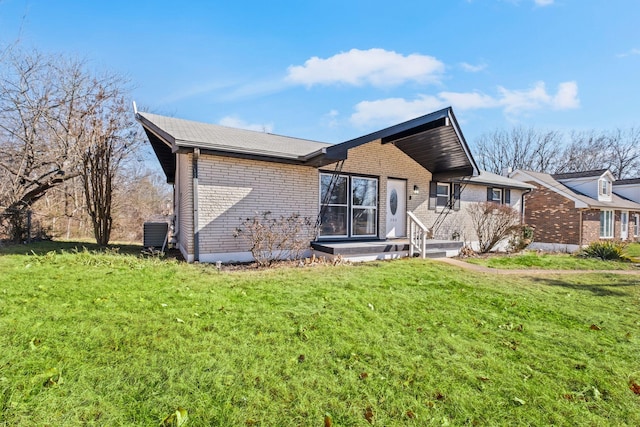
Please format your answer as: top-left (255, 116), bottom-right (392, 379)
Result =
top-left (196, 155), bottom-right (318, 254)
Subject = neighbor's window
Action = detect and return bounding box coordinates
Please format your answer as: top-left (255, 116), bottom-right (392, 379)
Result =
top-left (436, 183), bottom-right (450, 210)
top-left (599, 210), bottom-right (614, 238)
top-left (491, 188), bottom-right (503, 203)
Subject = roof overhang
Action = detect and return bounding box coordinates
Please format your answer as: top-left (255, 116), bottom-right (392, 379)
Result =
top-left (305, 107), bottom-right (479, 180)
top-left (137, 107), bottom-right (480, 183)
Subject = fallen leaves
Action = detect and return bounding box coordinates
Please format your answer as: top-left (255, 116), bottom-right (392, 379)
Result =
top-left (364, 407), bottom-right (374, 424)
top-left (160, 407), bottom-right (188, 426)
top-left (630, 381), bottom-right (640, 395)
top-left (512, 397), bottom-right (526, 406)
top-left (590, 324), bottom-right (601, 331)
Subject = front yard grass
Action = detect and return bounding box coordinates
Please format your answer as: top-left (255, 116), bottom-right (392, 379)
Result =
top-left (465, 243), bottom-right (640, 270)
top-left (0, 243), bottom-right (639, 425)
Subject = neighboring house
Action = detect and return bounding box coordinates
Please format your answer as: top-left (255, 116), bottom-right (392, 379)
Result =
top-left (425, 170), bottom-right (534, 250)
top-left (510, 169), bottom-right (640, 251)
top-left (614, 178), bottom-right (640, 240)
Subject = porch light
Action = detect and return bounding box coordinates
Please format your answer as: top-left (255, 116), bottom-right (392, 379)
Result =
top-left (413, 185), bottom-right (419, 194)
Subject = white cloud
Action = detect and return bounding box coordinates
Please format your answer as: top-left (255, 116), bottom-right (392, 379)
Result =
top-left (219, 116), bottom-right (274, 133)
top-left (286, 48), bottom-right (445, 87)
top-left (534, 0), bottom-right (554, 5)
top-left (460, 62), bottom-right (487, 72)
top-left (617, 48), bottom-right (640, 58)
top-left (350, 96), bottom-right (443, 127)
top-left (350, 81), bottom-right (579, 127)
top-left (552, 81), bottom-right (580, 110)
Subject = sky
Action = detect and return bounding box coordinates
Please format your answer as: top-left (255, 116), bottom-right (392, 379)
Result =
top-left (1, 0), bottom-right (639, 150)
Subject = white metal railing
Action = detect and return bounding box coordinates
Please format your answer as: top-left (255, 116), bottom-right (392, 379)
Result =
top-left (407, 211), bottom-right (428, 258)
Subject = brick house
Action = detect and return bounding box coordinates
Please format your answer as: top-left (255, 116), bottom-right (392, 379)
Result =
top-left (137, 107), bottom-right (530, 263)
top-left (510, 169), bottom-right (640, 251)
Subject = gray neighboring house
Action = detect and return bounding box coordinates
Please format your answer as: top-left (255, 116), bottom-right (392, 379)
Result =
top-left (137, 107), bottom-right (528, 263)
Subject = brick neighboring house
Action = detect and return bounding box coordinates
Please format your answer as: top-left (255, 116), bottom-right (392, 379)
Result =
top-left (137, 107), bottom-right (490, 263)
top-left (510, 169), bottom-right (640, 251)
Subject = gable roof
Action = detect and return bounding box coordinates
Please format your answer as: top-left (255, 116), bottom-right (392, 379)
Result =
top-left (137, 107), bottom-right (479, 183)
top-left (614, 177), bottom-right (640, 186)
top-left (511, 169), bottom-right (640, 210)
top-left (551, 169), bottom-right (609, 180)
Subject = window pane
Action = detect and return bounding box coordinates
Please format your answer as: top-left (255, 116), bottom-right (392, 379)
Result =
top-left (492, 189), bottom-right (502, 201)
top-left (436, 184), bottom-right (449, 196)
top-left (319, 206), bottom-right (348, 236)
top-left (352, 178), bottom-right (377, 207)
top-left (321, 174), bottom-right (347, 205)
top-left (352, 208), bottom-right (377, 236)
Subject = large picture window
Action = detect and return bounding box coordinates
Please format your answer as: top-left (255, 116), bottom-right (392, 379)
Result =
top-left (319, 173), bottom-right (378, 238)
top-left (599, 210), bottom-right (614, 238)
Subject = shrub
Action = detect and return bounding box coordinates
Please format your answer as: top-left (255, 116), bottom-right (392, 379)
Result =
top-left (508, 225), bottom-right (534, 252)
top-left (233, 211), bottom-right (315, 266)
top-left (578, 241), bottom-right (629, 261)
top-left (467, 202), bottom-right (521, 253)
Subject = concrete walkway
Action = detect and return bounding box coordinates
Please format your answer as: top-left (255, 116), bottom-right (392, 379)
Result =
top-left (435, 257), bottom-right (640, 276)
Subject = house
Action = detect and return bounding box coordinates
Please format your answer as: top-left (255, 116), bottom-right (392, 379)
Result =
top-left (424, 170), bottom-right (534, 250)
top-left (614, 178), bottom-right (640, 239)
top-left (510, 169), bottom-right (640, 251)
top-left (136, 107), bottom-right (528, 263)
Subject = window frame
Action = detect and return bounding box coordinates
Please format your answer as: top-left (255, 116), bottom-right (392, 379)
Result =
top-left (319, 173), bottom-right (349, 238)
top-left (436, 183), bottom-right (450, 211)
top-left (319, 172), bottom-right (379, 239)
top-left (598, 178), bottom-right (611, 197)
top-left (491, 188), bottom-right (503, 203)
top-left (351, 176), bottom-right (378, 237)
top-left (599, 209), bottom-right (614, 239)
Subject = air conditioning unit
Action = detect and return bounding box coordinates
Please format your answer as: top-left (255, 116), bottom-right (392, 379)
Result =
top-left (143, 222), bottom-right (169, 248)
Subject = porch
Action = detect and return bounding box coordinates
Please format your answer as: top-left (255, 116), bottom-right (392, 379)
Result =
top-left (311, 239), bottom-right (463, 262)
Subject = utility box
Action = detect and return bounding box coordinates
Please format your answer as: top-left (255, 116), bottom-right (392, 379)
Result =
top-left (143, 222), bottom-right (169, 248)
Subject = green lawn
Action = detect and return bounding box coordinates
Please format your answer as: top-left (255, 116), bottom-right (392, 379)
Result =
top-left (465, 243), bottom-right (640, 270)
top-left (626, 242), bottom-right (640, 261)
top-left (1, 243), bottom-right (639, 426)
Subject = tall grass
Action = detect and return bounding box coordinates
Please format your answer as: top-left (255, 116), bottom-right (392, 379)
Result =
top-left (1, 245), bottom-right (639, 425)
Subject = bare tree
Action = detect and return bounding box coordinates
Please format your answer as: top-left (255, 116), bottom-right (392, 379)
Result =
top-left (555, 130), bottom-right (609, 175)
top-left (473, 127), bottom-right (564, 174)
top-left (0, 48), bottom-right (140, 243)
top-left (475, 126), bottom-right (640, 179)
top-left (0, 50), bottom-right (80, 240)
top-left (556, 128), bottom-right (640, 178)
top-left (78, 81), bottom-right (140, 245)
top-left (608, 127), bottom-right (640, 179)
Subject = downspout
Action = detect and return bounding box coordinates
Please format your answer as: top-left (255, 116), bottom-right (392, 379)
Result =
top-left (192, 148), bottom-right (200, 262)
top-left (520, 188), bottom-right (532, 224)
top-left (579, 209), bottom-right (583, 247)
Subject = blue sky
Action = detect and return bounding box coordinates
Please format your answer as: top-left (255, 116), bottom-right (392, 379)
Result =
top-left (1, 0), bottom-right (639, 148)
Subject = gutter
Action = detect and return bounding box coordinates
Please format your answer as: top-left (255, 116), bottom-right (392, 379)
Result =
top-left (193, 148), bottom-right (200, 262)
